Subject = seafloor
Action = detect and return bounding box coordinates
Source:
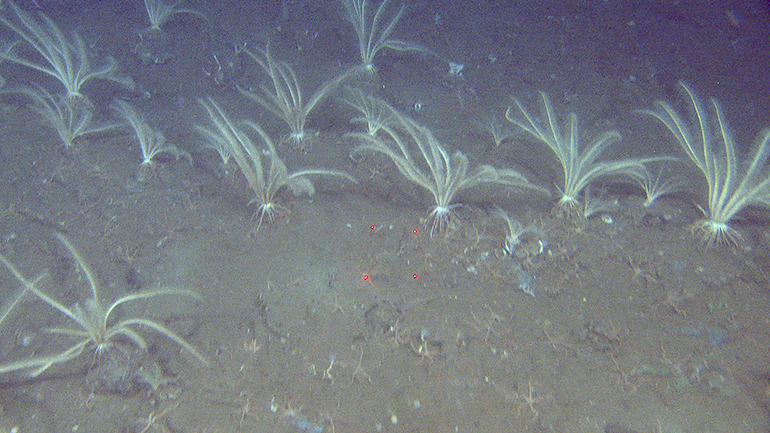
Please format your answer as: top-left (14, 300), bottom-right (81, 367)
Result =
top-left (1, 1), bottom-right (769, 432)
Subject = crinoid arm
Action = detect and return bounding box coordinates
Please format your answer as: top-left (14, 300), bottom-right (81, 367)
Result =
top-left (0, 339), bottom-right (90, 377)
top-left (287, 169), bottom-right (358, 196)
top-left (102, 288), bottom-right (207, 364)
top-left (113, 318), bottom-right (209, 366)
top-left (0, 257), bottom-right (48, 328)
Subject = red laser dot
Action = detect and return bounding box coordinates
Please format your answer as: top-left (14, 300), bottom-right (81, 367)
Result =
top-left (370, 225), bottom-right (376, 230)
top-left (413, 274), bottom-right (418, 279)
top-left (363, 275), bottom-right (370, 281)
top-left (413, 229), bottom-right (418, 234)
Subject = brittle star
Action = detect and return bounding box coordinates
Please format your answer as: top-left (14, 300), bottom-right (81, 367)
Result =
top-left (515, 380), bottom-right (551, 420)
